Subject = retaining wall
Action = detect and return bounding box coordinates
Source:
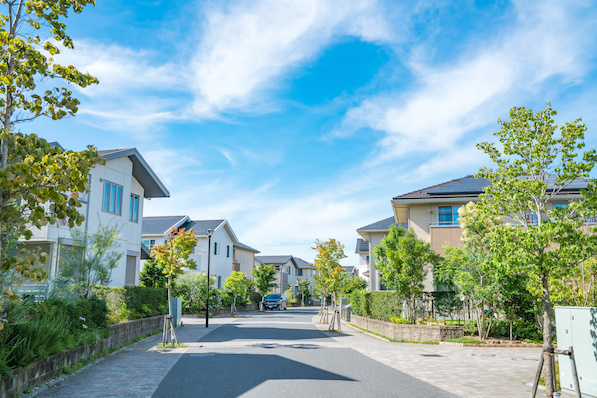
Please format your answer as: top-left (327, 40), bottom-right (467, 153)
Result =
top-left (1, 315), bottom-right (164, 398)
top-left (210, 303), bottom-right (259, 317)
top-left (350, 315), bottom-right (464, 342)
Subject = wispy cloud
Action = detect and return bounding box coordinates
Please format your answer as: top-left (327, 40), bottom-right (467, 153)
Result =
top-left (189, 0), bottom-right (392, 116)
top-left (342, 0), bottom-right (595, 159)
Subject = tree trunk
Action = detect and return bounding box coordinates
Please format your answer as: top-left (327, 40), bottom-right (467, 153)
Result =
top-left (167, 275), bottom-right (172, 344)
top-left (510, 319), bottom-right (513, 342)
top-left (541, 270), bottom-right (555, 397)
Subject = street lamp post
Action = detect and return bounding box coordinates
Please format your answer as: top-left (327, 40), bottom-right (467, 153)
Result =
top-left (205, 228), bottom-right (214, 328)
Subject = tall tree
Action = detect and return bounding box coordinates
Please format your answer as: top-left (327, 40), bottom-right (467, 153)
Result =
top-left (0, 0), bottom-right (101, 330)
top-left (296, 278), bottom-right (311, 306)
top-left (151, 228), bottom-right (198, 345)
top-left (223, 271), bottom-right (253, 316)
top-left (476, 104), bottom-right (597, 396)
top-left (313, 238), bottom-right (347, 330)
top-left (139, 259), bottom-right (168, 288)
top-left (373, 225), bottom-right (438, 323)
top-left (252, 263), bottom-right (277, 311)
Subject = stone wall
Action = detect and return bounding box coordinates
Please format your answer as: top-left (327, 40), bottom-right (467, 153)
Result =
top-left (210, 303), bottom-right (259, 317)
top-left (1, 315), bottom-right (164, 398)
top-left (350, 315), bottom-right (464, 342)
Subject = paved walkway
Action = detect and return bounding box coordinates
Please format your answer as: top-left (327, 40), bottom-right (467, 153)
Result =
top-left (312, 317), bottom-right (542, 398)
top-left (33, 316), bottom-right (236, 398)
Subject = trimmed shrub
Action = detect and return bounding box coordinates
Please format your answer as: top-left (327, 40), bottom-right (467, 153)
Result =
top-left (464, 319), bottom-right (541, 341)
top-left (390, 316), bottom-right (408, 324)
top-left (349, 291), bottom-right (403, 322)
top-left (94, 286), bottom-right (167, 324)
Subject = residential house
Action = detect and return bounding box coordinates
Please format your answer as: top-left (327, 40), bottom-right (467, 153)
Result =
top-left (293, 257), bottom-right (316, 295)
top-left (355, 238), bottom-right (369, 280)
top-left (255, 255), bottom-right (299, 294)
top-left (233, 242), bottom-right (260, 278)
top-left (142, 216), bottom-right (239, 288)
top-left (356, 216), bottom-right (409, 292)
top-left (343, 265), bottom-right (357, 277)
top-left (18, 147), bottom-right (169, 294)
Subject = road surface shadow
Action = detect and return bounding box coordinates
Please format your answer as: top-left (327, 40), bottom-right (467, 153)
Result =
top-left (198, 325), bottom-right (346, 343)
top-left (153, 353), bottom-right (355, 397)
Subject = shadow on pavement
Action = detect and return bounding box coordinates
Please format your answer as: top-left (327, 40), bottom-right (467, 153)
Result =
top-left (198, 325), bottom-right (346, 343)
top-left (152, 352), bottom-right (355, 398)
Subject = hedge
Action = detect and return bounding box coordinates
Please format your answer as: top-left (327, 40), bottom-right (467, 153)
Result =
top-left (350, 291), bottom-right (404, 322)
top-left (94, 286), bottom-right (168, 324)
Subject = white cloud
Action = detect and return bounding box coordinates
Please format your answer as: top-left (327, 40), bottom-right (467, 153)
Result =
top-left (190, 0), bottom-right (392, 116)
top-left (342, 0), bottom-right (594, 159)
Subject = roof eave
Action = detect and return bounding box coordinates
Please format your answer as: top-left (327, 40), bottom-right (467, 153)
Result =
top-left (104, 148), bottom-right (169, 198)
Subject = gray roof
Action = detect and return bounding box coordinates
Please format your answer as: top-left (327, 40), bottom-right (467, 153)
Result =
top-left (256, 255), bottom-right (294, 266)
top-left (344, 266), bottom-right (356, 273)
top-left (233, 242), bottom-right (260, 253)
top-left (98, 148), bottom-right (169, 198)
top-left (179, 220), bottom-right (226, 236)
top-left (355, 238), bottom-right (368, 253)
top-left (140, 242), bottom-right (151, 260)
top-left (357, 216), bottom-right (396, 231)
top-left (294, 257), bottom-right (315, 269)
top-left (393, 174), bottom-right (591, 200)
top-left (142, 216), bottom-right (188, 235)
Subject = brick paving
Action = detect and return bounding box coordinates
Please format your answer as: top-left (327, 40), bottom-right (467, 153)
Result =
top-left (312, 317), bottom-right (543, 398)
top-left (32, 316), bottom-right (235, 398)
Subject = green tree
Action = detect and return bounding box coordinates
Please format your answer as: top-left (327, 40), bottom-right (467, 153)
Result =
top-left (0, 0), bottom-right (101, 330)
top-left (373, 225), bottom-right (438, 323)
top-left (151, 228), bottom-right (198, 345)
top-left (223, 271), bottom-right (253, 316)
top-left (139, 259), bottom-right (168, 288)
top-left (313, 238), bottom-right (347, 329)
top-left (476, 104), bottom-right (597, 395)
top-left (340, 275), bottom-right (367, 297)
top-left (437, 202), bottom-right (501, 338)
top-left (172, 272), bottom-right (217, 314)
top-left (53, 223), bottom-right (122, 299)
top-left (296, 278), bottom-right (311, 306)
top-left (252, 263), bottom-right (277, 310)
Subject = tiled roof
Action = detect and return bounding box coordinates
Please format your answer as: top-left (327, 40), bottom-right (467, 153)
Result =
top-left (355, 238), bottom-right (368, 253)
top-left (142, 216), bottom-right (188, 235)
top-left (256, 255), bottom-right (294, 265)
top-left (393, 174), bottom-right (591, 200)
top-left (294, 257), bottom-right (315, 269)
top-left (180, 220), bottom-right (226, 236)
top-left (357, 216), bottom-right (396, 231)
top-left (98, 148), bottom-right (169, 198)
top-left (234, 242), bottom-right (260, 253)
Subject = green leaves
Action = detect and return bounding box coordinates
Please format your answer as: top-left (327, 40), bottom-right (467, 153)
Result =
top-left (252, 264), bottom-right (277, 297)
top-left (312, 238), bottom-right (347, 297)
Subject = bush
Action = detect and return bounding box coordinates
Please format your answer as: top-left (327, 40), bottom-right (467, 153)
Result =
top-left (349, 291), bottom-right (403, 322)
top-left (464, 318), bottom-right (541, 341)
top-left (0, 297), bottom-right (109, 372)
top-left (94, 286), bottom-right (167, 324)
top-left (390, 316), bottom-right (408, 324)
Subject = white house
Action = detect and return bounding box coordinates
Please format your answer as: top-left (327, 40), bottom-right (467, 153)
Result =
top-left (232, 242), bottom-right (260, 278)
top-left (255, 255), bottom-right (299, 294)
top-left (293, 257), bottom-right (316, 295)
top-left (18, 147), bottom-right (169, 292)
top-left (142, 216), bottom-right (240, 288)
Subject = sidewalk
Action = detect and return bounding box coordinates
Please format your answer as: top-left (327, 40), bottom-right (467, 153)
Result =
top-left (312, 316), bottom-right (542, 398)
top-left (32, 316), bottom-right (236, 398)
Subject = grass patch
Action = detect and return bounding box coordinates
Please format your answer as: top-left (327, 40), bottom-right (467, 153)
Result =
top-left (444, 337), bottom-right (484, 344)
top-left (157, 343), bottom-right (189, 349)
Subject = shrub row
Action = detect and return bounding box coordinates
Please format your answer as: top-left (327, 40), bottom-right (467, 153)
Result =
top-left (0, 298), bottom-right (109, 374)
top-left (350, 291), bottom-right (404, 322)
top-left (464, 319), bottom-right (542, 341)
top-left (94, 286), bottom-right (168, 324)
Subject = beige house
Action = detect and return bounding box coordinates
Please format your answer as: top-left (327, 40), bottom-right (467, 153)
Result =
top-left (233, 242), bottom-right (260, 278)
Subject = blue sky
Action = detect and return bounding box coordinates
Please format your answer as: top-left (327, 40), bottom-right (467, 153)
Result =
top-left (19, 0), bottom-right (597, 266)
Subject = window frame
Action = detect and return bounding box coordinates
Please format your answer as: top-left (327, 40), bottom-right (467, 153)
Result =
top-left (102, 180), bottom-right (123, 215)
top-left (437, 205), bottom-right (461, 226)
top-left (214, 242), bottom-right (220, 255)
top-left (129, 194), bottom-right (140, 222)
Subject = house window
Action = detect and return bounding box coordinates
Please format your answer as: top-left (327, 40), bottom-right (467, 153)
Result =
top-left (227, 245), bottom-right (231, 257)
top-left (438, 206), bottom-right (460, 225)
top-left (142, 239), bottom-right (157, 249)
top-left (214, 242), bottom-right (220, 255)
top-left (102, 180), bottom-right (122, 215)
top-left (129, 194), bottom-right (139, 222)
top-left (525, 213), bottom-right (538, 225)
top-left (297, 269), bottom-right (303, 277)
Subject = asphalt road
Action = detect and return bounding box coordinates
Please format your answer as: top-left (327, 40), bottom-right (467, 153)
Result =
top-left (153, 307), bottom-right (458, 398)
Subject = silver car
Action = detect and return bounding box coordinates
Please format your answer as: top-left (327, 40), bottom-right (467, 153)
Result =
top-left (264, 293), bottom-right (287, 310)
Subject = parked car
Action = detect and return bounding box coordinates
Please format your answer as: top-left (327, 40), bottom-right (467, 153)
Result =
top-left (264, 293), bottom-right (287, 310)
